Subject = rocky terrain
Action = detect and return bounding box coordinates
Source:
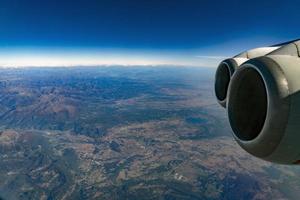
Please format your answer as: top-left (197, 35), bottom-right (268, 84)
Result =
top-left (0, 66), bottom-right (300, 200)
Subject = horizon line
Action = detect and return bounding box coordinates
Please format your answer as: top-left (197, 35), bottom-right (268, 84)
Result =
top-left (0, 63), bottom-right (216, 69)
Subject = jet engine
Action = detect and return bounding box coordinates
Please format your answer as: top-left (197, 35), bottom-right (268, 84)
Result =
top-left (215, 39), bottom-right (300, 164)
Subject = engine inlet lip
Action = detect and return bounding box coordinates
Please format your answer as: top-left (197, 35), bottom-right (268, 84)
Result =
top-left (227, 56), bottom-right (290, 158)
top-left (215, 59), bottom-right (237, 107)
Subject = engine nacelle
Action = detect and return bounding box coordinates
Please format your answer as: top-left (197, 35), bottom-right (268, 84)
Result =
top-left (218, 40), bottom-right (300, 164)
top-left (215, 47), bottom-right (279, 107)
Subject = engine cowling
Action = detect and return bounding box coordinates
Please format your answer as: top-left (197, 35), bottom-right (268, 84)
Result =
top-left (221, 40), bottom-right (300, 164)
top-left (215, 47), bottom-right (279, 107)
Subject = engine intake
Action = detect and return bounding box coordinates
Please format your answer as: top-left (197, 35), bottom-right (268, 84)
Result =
top-left (228, 66), bottom-right (268, 141)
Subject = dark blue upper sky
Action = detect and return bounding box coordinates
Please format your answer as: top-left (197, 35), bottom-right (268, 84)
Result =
top-left (1, 0), bottom-right (300, 66)
top-left (2, 0), bottom-right (300, 48)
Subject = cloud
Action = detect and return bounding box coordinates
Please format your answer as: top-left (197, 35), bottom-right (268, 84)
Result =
top-left (0, 48), bottom-right (214, 68)
top-left (195, 55), bottom-right (227, 59)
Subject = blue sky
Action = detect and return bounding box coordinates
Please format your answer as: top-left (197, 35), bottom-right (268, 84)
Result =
top-left (0, 0), bottom-right (300, 67)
